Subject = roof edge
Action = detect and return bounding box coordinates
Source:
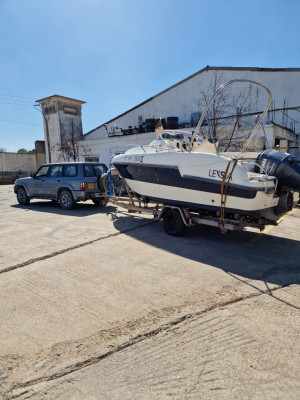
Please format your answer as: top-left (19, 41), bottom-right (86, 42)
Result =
top-left (84, 65), bottom-right (300, 136)
top-left (36, 95), bottom-right (86, 104)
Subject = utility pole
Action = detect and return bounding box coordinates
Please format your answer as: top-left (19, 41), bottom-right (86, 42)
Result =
top-left (33, 104), bottom-right (51, 162)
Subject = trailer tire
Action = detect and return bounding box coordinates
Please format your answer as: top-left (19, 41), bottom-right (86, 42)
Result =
top-left (163, 209), bottom-right (187, 236)
top-left (92, 198), bottom-right (105, 206)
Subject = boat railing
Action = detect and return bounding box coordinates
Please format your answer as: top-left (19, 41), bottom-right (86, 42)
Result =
top-left (189, 79), bottom-right (272, 155)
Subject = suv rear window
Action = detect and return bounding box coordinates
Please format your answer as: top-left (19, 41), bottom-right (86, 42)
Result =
top-left (84, 164), bottom-right (107, 177)
top-left (63, 165), bottom-right (77, 177)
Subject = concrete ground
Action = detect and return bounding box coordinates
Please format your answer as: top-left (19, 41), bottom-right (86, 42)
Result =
top-left (0, 185), bottom-right (299, 399)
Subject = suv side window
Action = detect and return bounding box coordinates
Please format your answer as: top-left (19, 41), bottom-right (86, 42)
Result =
top-left (63, 165), bottom-right (77, 177)
top-left (36, 165), bottom-right (49, 178)
top-left (48, 165), bottom-right (62, 178)
top-left (84, 164), bottom-right (107, 177)
top-left (94, 164), bottom-right (107, 176)
top-left (84, 165), bottom-right (95, 177)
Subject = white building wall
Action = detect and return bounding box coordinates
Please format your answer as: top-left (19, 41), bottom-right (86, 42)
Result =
top-left (80, 132), bottom-right (156, 166)
top-left (79, 122), bottom-right (298, 167)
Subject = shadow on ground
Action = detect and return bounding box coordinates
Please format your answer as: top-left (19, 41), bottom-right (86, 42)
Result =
top-left (112, 210), bottom-right (300, 290)
top-left (11, 200), bottom-right (116, 217)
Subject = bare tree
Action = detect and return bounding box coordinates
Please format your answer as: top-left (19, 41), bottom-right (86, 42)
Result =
top-left (58, 131), bottom-right (91, 162)
top-left (194, 71), bottom-right (232, 138)
top-left (58, 130), bottom-right (79, 161)
top-left (193, 71), bottom-right (255, 152)
top-left (222, 88), bottom-right (253, 151)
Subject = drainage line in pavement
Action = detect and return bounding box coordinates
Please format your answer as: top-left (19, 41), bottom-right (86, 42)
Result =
top-left (0, 220), bottom-right (156, 275)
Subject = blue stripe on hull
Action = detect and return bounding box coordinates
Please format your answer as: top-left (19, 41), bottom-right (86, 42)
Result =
top-left (115, 163), bottom-right (257, 199)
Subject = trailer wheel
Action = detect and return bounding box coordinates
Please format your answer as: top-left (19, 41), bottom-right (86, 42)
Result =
top-left (163, 209), bottom-right (187, 236)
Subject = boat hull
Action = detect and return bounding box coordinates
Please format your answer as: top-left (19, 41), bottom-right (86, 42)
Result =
top-left (114, 160), bottom-right (280, 221)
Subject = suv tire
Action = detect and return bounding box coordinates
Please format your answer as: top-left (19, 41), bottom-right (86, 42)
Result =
top-left (16, 187), bottom-right (30, 205)
top-left (98, 173), bottom-right (109, 192)
top-left (59, 190), bottom-right (75, 210)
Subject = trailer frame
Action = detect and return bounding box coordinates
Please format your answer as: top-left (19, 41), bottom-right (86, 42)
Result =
top-left (105, 172), bottom-right (272, 236)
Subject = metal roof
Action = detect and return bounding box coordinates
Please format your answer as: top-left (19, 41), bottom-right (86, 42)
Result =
top-left (84, 65), bottom-right (300, 137)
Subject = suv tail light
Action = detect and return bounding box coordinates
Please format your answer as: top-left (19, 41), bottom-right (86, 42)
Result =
top-left (80, 182), bottom-right (85, 191)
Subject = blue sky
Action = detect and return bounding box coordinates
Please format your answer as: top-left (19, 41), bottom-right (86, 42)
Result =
top-left (0, 0), bottom-right (299, 152)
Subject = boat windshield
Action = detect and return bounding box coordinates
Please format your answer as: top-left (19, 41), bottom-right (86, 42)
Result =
top-left (149, 130), bottom-right (204, 152)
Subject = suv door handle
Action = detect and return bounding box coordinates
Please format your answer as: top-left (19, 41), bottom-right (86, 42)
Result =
top-left (57, 180), bottom-right (61, 182)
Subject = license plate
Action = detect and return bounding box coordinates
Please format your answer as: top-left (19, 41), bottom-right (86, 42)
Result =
top-left (87, 182), bottom-right (95, 190)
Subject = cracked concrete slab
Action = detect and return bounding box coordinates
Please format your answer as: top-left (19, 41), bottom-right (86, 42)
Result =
top-left (10, 286), bottom-right (300, 400)
top-left (0, 185), bottom-right (299, 399)
top-left (0, 185), bottom-right (153, 273)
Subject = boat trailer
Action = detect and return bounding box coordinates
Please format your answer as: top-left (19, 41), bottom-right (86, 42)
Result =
top-left (102, 169), bottom-right (272, 236)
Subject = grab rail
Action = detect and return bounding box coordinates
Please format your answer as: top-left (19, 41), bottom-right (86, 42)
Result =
top-left (189, 79), bottom-right (272, 155)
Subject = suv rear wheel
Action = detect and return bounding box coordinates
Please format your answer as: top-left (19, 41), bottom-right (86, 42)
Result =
top-left (59, 190), bottom-right (75, 210)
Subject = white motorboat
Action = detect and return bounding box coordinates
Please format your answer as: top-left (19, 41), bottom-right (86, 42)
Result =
top-left (111, 80), bottom-right (300, 228)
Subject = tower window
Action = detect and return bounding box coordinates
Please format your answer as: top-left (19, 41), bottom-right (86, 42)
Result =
top-left (44, 106), bottom-right (56, 114)
top-left (64, 106), bottom-right (77, 115)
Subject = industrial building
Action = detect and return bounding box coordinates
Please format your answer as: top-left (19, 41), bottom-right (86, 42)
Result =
top-left (36, 66), bottom-right (300, 166)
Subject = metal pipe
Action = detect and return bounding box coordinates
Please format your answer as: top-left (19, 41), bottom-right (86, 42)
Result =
top-left (190, 79), bottom-right (272, 155)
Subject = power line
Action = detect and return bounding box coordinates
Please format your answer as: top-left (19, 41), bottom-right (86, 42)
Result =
top-left (0, 94), bottom-right (37, 107)
top-left (0, 93), bottom-right (36, 101)
top-left (0, 100), bottom-right (35, 106)
top-left (0, 117), bottom-right (40, 127)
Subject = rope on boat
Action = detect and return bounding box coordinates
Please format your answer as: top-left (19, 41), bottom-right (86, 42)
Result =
top-left (220, 159), bottom-right (238, 224)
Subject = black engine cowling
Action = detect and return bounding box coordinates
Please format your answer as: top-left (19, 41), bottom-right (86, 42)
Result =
top-left (255, 149), bottom-right (300, 216)
top-left (255, 149), bottom-right (300, 192)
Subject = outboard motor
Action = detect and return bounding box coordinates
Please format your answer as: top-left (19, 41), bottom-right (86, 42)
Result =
top-left (255, 149), bottom-right (300, 191)
top-left (255, 149), bottom-right (300, 215)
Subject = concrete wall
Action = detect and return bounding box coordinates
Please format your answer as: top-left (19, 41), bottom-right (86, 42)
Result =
top-left (0, 141), bottom-right (46, 184)
top-left (35, 140), bottom-right (47, 167)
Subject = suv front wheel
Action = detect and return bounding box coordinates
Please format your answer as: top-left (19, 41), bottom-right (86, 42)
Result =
top-left (59, 190), bottom-right (75, 210)
top-left (17, 187), bottom-right (30, 205)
